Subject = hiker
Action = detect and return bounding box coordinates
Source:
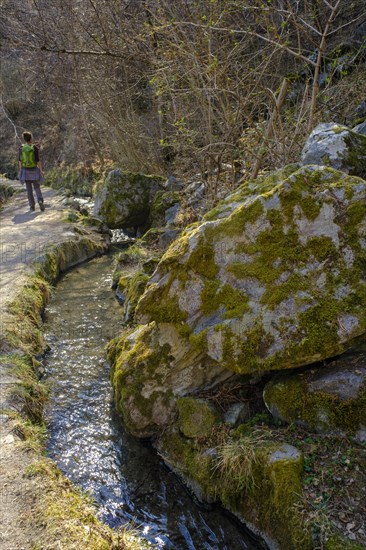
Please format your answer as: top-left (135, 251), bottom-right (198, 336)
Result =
top-left (18, 131), bottom-right (45, 212)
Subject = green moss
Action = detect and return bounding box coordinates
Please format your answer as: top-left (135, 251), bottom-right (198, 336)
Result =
top-left (213, 199), bottom-right (264, 239)
top-left (137, 281), bottom-right (187, 324)
top-left (347, 201), bottom-right (366, 226)
top-left (186, 238), bottom-right (219, 278)
top-left (295, 302), bottom-right (339, 358)
top-left (189, 328), bottom-right (209, 354)
top-left (264, 374), bottom-right (366, 436)
top-left (109, 324), bottom-right (175, 436)
top-left (222, 323), bottom-right (275, 373)
top-left (325, 534), bottom-right (365, 549)
top-left (200, 280), bottom-right (250, 318)
top-left (158, 231), bottom-right (190, 265)
top-left (45, 164), bottom-right (100, 196)
top-left (118, 270), bottom-right (150, 322)
top-left (161, 421), bottom-right (309, 549)
top-left (158, 427), bottom-right (219, 501)
top-left (261, 273), bottom-right (303, 308)
top-left (149, 190), bottom-right (180, 226)
top-left (6, 276), bottom-right (51, 353)
top-left (177, 397), bottom-right (221, 438)
top-left (204, 164), bottom-right (299, 222)
top-left (217, 439), bottom-right (309, 548)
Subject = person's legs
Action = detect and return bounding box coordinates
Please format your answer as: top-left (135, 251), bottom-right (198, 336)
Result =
top-left (25, 181), bottom-right (35, 210)
top-left (33, 182), bottom-right (45, 211)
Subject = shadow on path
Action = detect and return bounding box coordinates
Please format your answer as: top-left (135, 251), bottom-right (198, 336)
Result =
top-left (12, 211), bottom-right (43, 224)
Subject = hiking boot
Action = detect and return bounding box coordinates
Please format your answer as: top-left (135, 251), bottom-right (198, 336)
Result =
top-left (29, 206), bottom-right (35, 212)
top-left (39, 200), bottom-right (45, 212)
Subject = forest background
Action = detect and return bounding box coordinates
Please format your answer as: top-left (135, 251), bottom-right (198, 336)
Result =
top-left (1, 0), bottom-right (366, 200)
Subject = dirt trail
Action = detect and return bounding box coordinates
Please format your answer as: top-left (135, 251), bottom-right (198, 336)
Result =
top-left (0, 179), bottom-right (99, 549)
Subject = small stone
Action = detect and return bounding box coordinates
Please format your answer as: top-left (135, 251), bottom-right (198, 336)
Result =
top-left (224, 402), bottom-right (250, 427)
top-left (269, 444), bottom-right (302, 464)
top-left (163, 176), bottom-right (184, 192)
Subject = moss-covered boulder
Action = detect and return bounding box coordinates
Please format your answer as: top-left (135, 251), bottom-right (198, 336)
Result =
top-left (301, 123), bottom-right (366, 178)
top-left (157, 428), bottom-right (308, 549)
top-left (108, 324), bottom-right (175, 437)
top-left (137, 165), bottom-right (366, 375)
top-left (108, 322), bottom-right (231, 437)
top-left (93, 169), bottom-right (164, 229)
top-left (264, 354), bottom-right (366, 441)
top-left (177, 397), bottom-right (221, 438)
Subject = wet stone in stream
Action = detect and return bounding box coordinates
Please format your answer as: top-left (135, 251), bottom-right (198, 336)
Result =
top-left (44, 255), bottom-right (261, 549)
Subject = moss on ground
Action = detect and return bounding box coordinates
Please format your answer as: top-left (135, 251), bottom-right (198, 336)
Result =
top-left (157, 412), bottom-right (365, 549)
top-left (158, 423), bottom-right (310, 549)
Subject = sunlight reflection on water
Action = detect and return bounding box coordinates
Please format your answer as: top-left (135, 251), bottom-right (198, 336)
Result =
top-left (44, 255), bottom-right (260, 549)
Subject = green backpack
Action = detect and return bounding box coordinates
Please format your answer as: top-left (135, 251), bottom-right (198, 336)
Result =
top-left (21, 144), bottom-right (37, 168)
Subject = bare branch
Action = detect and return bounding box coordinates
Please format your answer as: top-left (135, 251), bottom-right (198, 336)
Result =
top-left (0, 93), bottom-right (21, 143)
top-left (39, 45), bottom-right (123, 58)
top-left (163, 21), bottom-right (317, 66)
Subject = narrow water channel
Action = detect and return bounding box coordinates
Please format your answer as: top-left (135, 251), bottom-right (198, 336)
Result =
top-left (44, 255), bottom-right (261, 549)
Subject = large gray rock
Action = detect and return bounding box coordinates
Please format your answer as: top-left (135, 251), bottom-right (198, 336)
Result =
top-left (137, 165), bottom-right (366, 374)
top-left (301, 123), bottom-right (366, 178)
top-left (110, 164), bottom-right (366, 436)
top-left (165, 203), bottom-right (181, 226)
top-left (108, 322), bottom-right (231, 437)
top-left (264, 353), bottom-right (366, 441)
top-left (93, 170), bottom-right (164, 229)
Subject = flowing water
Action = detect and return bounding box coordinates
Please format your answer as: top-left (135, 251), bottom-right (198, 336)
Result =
top-left (44, 255), bottom-right (262, 549)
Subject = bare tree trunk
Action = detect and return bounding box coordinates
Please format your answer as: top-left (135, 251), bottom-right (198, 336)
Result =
top-left (250, 77), bottom-right (290, 180)
top-left (308, 0), bottom-right (341, 132)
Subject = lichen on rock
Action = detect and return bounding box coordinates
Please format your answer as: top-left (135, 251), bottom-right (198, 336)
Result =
top-left (301, 123), bottom-right (366, 178)
top-left (136, 165), bottom-right (366, 375)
